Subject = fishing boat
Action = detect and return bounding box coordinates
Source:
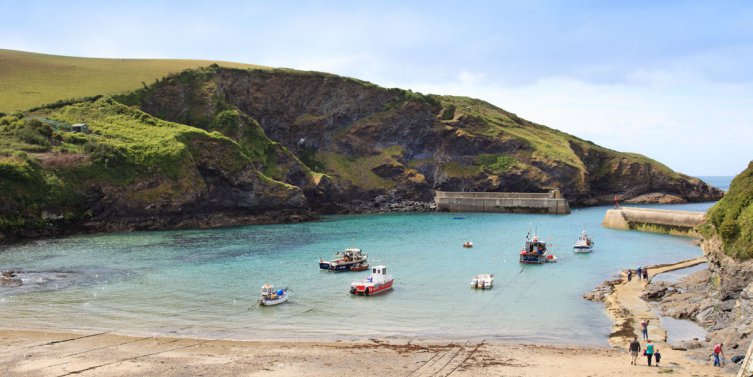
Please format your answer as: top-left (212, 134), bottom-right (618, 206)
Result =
top-left (350, 265), bottom-right (394, 296)
top-left (463, 241), bottom-right (474, 248)
top-left (519, 233), bottom-right (557, 264)
top-left (470, 274), bottom-right (494, 289)
top-left (319, 247), bottom-right (368, 272)
top-left (259, 283), bottom-right (288, 306)
top-left (573, 230), bottom-right (594, 253)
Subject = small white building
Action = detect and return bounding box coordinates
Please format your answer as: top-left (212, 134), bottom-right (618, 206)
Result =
top-left (71, 123), bottom-right (88, 133)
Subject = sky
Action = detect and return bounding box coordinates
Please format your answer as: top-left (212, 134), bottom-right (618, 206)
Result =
top-left (1, 0), bottom-right (752, 176)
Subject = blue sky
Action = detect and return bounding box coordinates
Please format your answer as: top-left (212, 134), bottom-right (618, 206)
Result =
top-left (2, 0), bottom-right (752, 176)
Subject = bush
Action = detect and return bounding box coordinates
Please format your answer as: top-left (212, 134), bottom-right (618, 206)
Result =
top-left (83, 141), bottom-right (127, 167)
top-left (440, 104), bottom-right (456, 120)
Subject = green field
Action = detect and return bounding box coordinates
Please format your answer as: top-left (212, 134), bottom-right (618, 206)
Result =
top-left (0, 49), bottom-right (264, 112)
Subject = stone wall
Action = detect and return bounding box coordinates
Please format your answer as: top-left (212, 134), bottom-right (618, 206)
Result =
top-left (434, 190), bottom-right (570, 214)
top-left (602, 207), bottom-right (705, 236)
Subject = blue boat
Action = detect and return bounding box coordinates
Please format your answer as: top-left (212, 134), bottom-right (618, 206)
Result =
top-left (519, 233), bottom-right (557, 264)
top-left (319, 248), bottom-right (369, 272)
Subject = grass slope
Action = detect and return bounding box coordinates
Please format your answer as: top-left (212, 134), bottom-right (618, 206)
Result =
top-left (0, 49), bottom-right (264, 112)
top-left (706, 161), bottom-right (753, 260)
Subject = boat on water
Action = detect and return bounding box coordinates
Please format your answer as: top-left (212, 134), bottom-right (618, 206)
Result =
top-left (519, 233), bottom-right (557, 264)
top-left (463, 241), bottom-right (474, 248)
top-left (350, 265), bottom-right (394, 296)
top-left (319, 247), bottom-right (368, 272)
top-left (259, 283), bottom-right (288, 306)
top-left (470, 274), bottom-right (494, 289)
top-left (573, 230), bottom-right (594, 253)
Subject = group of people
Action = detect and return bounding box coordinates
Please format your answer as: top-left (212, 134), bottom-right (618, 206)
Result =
top-left (629, 321), bottom-right (727, 369)
top-left (629, 337), bottom-right (661, 366)
top-left (626, 266), bottom-right (648, 282)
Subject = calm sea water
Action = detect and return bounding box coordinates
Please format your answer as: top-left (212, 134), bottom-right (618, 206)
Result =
top-left (0, 179), bottom-right (732, 346)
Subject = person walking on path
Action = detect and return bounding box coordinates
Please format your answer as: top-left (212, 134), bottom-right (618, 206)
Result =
top-left (654, 348), bottom-right (661, 367)
top-left (629, 336), bottom-right (641, 365)
top-left (637, 266), bottom-right (643, 281)
top-left (645, 340), bottom-right (655, 366)
top-left (627, 269), bottom-right (633, 282)
top-left (713, 343), bottom-right (724, 367)
top-left (640, 319), bottom-right (649, 340)
top-left (642, 268), bottom-right (648, 281)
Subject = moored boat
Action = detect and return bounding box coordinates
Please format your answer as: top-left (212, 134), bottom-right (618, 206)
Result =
top-left (319, 247), bottom-right (368, 272)
top-left (350, 265), bottom-right (394, 296)
top-left (519, 233), bottom-right (557, 264)
top-left (463, 241), bottom-right (474, 248)
top-left (470, 274), bottom-right (494, 289)
top-left (259, 283), bottom-right (288, 306)
top-left (573, 230), bottom-right (594, 253)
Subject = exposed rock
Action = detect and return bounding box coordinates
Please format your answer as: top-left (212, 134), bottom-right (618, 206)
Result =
top-left (625, 193), bottom-right (687, 204)
top-left (1, 276), bottom-right (23, 287)
top-left (640, 282), bottom-right (678, 301)
top-left (583, 278), bottom-right (621, 302)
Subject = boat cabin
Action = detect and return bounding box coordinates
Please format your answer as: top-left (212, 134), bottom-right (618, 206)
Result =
top-left (372, 265), bottom-right (387, 275)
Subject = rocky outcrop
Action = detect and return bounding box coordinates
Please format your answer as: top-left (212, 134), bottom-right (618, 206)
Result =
top-left (126, 67), bottom-right (723, 209)
top-left (649, 236), bottom-right (753, 365)
top-left (0, 66), bottom-right (725, 244)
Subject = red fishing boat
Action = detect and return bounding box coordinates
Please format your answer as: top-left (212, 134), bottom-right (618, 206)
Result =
top-left (350, 265), bottom-right (394, 296)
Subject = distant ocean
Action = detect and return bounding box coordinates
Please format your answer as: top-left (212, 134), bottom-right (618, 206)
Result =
top-left (696, 176), bottom-right (734, 192)
top-left (0, 177), bottom-right (734, 346)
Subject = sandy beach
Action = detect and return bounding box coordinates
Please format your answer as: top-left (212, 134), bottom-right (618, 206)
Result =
top-left (1, 257), bottom-right (736, 377)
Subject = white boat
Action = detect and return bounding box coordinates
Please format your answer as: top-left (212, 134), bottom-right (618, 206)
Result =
top-left (470, 274), bottom-right (494, 289)
top-left (259, 283), bottom-right (288, 306)
top-left (573, 230), bottom-right (594, 253)
top-left (463, 241), bottom-right (474, 248)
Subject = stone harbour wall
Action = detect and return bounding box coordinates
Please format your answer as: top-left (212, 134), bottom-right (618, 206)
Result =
top-left (435, 190), bottom-right (570, 214)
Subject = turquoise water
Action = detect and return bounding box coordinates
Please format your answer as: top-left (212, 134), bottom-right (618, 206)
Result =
top-left (0, 201), bottom-right (721, 345)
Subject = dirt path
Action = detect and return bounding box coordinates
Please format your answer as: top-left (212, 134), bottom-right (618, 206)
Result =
top-left (604, 256), bottom-right (730, 375)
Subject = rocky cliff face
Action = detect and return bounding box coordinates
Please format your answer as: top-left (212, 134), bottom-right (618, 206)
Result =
top-left (646, 163), bottom-right (753, 363)
top-left (0, 66), bottom-right (725, 243)
top-left (0, 100), bottom-right (311, 244)
top-left (120, 66), bottom-right (723, 209)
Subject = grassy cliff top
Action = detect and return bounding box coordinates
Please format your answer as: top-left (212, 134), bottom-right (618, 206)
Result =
top-left (706, 161), bottom-right (753, 260)
top-left (0, 49), bottom-right (265, 112)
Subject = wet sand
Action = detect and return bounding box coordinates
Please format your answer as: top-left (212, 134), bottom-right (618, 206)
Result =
top-left (0, 258), bottom-right (734, 376)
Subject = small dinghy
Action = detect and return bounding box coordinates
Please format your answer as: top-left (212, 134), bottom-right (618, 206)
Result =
top-left (259, 283), bottom-right (288, 306)
top-left (463, 241), bottom-right (474, 248)
top-left (470, 274), bottom-right (494, 289)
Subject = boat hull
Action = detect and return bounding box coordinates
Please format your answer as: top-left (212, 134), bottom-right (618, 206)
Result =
top-left (319, 260), bottom-right (368, 272)
top-left (259, 294), bottom-right (288, 306)
top-left (519, 254), bottom-right (547, 264)
top-left (573, 246), bottom-right (593, 253)
top-left (350, 279), bottom-right (394, 296)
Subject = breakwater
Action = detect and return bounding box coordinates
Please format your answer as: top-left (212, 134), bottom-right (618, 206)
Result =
top-left (601, 207), bottom-right (705, 236)
top-left (434, 190), bottom-right (570, 214)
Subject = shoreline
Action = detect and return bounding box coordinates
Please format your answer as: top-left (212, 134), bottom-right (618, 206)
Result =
top-left (2, 253), bottom-right (734, 377)
top-left (0, 328), bottom-right (729, 376)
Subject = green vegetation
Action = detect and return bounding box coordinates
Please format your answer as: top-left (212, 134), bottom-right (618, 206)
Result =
top-left (476, 154), bottom-right (517, 175)
top-left (315, 146), bottom-right (404, 189)
top-left (706, 162), bottom-right (753, 259)
top-left (0, 96), bottom-right (299, 235)
top-left (439, 104), bottom-right (456, 121)
top-left (0, 49), bottom-right (264, 112)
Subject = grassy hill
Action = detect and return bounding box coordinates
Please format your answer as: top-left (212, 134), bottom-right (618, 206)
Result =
top-left (705, 161), bottom-right (753, 259)
top-left (0, 49), bottom-right (264, 112)
top-left (0, 56), bottom-right (724, 243)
